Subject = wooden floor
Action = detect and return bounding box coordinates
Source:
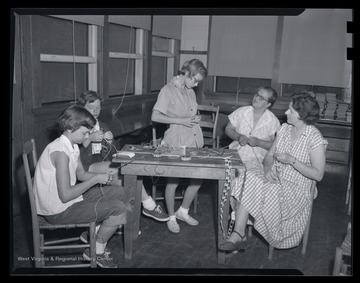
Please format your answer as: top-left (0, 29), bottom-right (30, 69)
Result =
top-left (11, 163), bottom-right (351, 276)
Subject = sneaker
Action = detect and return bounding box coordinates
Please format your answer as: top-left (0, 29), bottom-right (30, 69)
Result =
top-left (167, 218), bottom-right (180, 233)
top-left (175, 209), bottom-right (199, 226)
top-left (142, 205), bottom-right (170, 222)
top-left (82, 248), bottom-right (117, 268)
top-left (79, 232), bottom-right (112, 255)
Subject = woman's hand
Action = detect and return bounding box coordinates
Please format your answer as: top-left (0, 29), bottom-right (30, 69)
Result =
top-left (238, 134), bottom-right (248, 146)
top-left (89, 130), bottom-right (104, 142)
top-left (264, 165), bottom-right (278, 183)
top-left (274, 152), bottom-right (294, 165)
top-left (247, 136), bottom-right (259, 147)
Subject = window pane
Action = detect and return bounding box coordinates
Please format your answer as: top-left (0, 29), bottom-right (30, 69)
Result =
top-left (40, 63), bottom-right (87, 104)
top-left (109, 23), bottom-right (136, 53)
top-left (216, 77), bottom-right (271, 94)
top-left (151, 56), bottom-right (167, 92)
top-left (33, 15), bottom-right (88, 56)
top-left (108, 58), bottom-right (135, 96)
top-left (152, 36), bottom-right (170, 53)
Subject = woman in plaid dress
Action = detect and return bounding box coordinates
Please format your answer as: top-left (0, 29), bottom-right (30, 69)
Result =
top-left (220, 91), bottom-right (327, 251)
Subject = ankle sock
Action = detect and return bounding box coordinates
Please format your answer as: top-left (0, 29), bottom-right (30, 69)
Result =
top-left (96, 241), bottom-right (107, 255)
top-left (169, 215), bottom-right (176, 221)
top-left (142, 196), bottom-right (156, 210)
top-left (178, 206), bottom-right (189, 215)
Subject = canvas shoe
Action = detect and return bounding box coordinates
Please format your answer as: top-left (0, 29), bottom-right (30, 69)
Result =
top-left (167, 218), bottom-right (180, 233)
top-left (142, 204), bottom-right (170, 222)
top-left (82, 248), bottom-right (117, 268)
top-left (175, 209), bottom-right (199, 226)
top-left (79, 231), bottom-right (112, 256)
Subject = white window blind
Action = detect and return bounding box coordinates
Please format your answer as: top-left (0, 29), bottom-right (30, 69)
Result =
top-left (208, 16), bottom-right (278, 78)
top-left (108, 15), bottom-right (151, 30)
top-left (278, 9), bottom-right (352, 88)
top-left (50, 15), bottom-right (105, 26)
top-left (153, 16), bottom-right (182, 40)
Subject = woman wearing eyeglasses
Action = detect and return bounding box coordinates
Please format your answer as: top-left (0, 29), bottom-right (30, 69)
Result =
top-left (225, 86), bottom-right (280, 167)
top-left (220, 91), bottom-right (326, 252)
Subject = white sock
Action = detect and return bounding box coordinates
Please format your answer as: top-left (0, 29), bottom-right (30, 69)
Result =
top-left (142, 196), bottom-right (156, 210)
top-left (96, 241), bottom-right (107, 255)
top-left (169, 215), bottom-right (176, 221)
top-left (95, 225), bottom-right (100, 233)
top-left (178, 206), bottom-right (189, 214)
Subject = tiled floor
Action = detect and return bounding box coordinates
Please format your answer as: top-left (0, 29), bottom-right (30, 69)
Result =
top-left (11, 163), bottom-right (351, 276)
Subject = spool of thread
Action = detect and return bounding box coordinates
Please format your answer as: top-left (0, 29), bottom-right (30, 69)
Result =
top-left (181, 145), bottom-right (186, 156)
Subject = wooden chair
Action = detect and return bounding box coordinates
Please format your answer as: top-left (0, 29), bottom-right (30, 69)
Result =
top-left (197, 104), bottom-right (220, 148)
top-left (22, 138), bottom-right (97, 268)
top-left (333, 222), bottom-right (351, 275)
top-left (249, 142), bottom-right (328, 260)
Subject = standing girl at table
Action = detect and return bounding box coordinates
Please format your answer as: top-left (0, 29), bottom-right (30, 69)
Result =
top-left (151, 59), bottom-right (207, 233)
top-left (77, 91), bottom-right (169, 223)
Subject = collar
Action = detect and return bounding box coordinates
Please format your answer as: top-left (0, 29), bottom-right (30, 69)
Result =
top-left (59, 134), bottom-right (79, 154)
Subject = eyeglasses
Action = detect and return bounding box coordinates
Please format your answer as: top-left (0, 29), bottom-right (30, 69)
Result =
top-left (254, 93), bottom-right (269, 102)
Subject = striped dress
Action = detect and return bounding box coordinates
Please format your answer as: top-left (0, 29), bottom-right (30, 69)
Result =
top-left (233, 123), bottom-right (326, 249)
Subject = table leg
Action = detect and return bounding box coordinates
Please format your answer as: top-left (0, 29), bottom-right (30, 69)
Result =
top-left (217, 179), bottom-right (230, 264)
top-left (123, 174), bottom-right (137, 260)
top-left (133, 177), bottom-right (143, 239)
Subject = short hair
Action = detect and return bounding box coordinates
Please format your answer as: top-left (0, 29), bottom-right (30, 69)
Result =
top-left (178, 58), bottom-right (208, 78)
top-left (58, 104), bottom-right (96, 132)
top-left (77, 90), bottom-right (101, 106)
top-left (291, 91), bottom-right (320, 125)
top-left (255, 86), bottom-right (278, 107)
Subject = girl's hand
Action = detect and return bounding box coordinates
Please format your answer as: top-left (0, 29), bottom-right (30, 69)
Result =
top-left (192, 115), bottom-right (201, 124)
top-left (275, 152), bottom-right (293, 165)
top-left (182, 117), bottom-right (197, 128)
top-left (90, 130), bottom-right (104, 142)
top-left (104, 131), bottom-right (113, 141)
top-left (96, 173), bottom-right (112, 185)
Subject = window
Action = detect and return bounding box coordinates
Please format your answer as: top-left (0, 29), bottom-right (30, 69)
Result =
top-left (108, 23), bottom-right (145, 97)
top-left (35, 15), bottom-right (98, 105)
top-left (151, 35), bottom-right (175, 92)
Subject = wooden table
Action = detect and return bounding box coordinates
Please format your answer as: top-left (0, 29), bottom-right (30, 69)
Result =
top-left (112, 144), bottom-right (245, 264)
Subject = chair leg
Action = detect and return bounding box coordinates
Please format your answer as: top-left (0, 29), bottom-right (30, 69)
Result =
top-left (89, 222), bottom-right (97, 268)
top-left (152, 184), bottom-right (157, 202)
top-left (268, 245), bottom-right (274, 260)
top-left (193, 193), bottom-right (198, 213)
top-left (248, 225), bottom-right (253, 238)
top-left (333, 247), bottom-right (344, 275)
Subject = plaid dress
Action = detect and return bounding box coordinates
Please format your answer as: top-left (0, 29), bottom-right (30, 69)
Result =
top-left (233, 123), bottom-right (326, 249)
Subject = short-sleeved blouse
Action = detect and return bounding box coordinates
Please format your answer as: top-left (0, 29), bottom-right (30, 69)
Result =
top-left (33, 135), bottom-right (83, 215)
top-left (228, 106), bottom-right (280, 166)
top-left (152, 78), bottom-right (204, 148)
